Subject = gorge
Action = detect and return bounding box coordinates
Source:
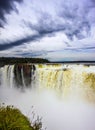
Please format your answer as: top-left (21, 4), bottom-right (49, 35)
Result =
top-left (0, 63), bottom-right (95, 130)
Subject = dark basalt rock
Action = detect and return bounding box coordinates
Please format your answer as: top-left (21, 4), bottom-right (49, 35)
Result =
top-left (14, 64), bottom-right (36, 88)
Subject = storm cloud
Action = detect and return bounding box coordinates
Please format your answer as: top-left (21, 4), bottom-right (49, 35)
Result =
top-left (0, 0), bottom-right (95, 61)
top-left (26, 0), bottom-right (95, 40)
top-left (0, 0), bottom-right (23, 27)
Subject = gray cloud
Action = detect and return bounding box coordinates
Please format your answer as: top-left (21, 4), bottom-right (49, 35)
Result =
top-left (0, 35), bottom-right (40, 51)
top-left (23, 0), bottom-right (94, 41)
top-left (0, 0), bottom-right (23, 27)
top-left (0, 0), bottom-right (95, 58)
top-left (0, 30), bottom-right (58, 51)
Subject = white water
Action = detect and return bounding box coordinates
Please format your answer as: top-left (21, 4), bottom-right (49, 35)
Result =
top-left (0, 64), bottom-right (95, 130)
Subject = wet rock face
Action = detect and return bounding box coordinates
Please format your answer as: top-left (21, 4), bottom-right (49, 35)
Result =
top-left (14, 64), bottom-right (36, 88)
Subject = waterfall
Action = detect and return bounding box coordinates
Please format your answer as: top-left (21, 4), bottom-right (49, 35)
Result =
top-left (0, 64), bottom-right (95, 102)
top-left (0, 65), bottom-right (14, 87)
top-left (8, 65), bottom-right (14, 88)
top-left (36, 64), bottom-right (95, 101)
top-left (1, 64), bottom-right (95, 130)
top-left (21, 67), bottom-right (26, 88)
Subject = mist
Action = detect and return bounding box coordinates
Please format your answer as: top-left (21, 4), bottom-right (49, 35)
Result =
top-left (0, 85), bottom-right (95, 130)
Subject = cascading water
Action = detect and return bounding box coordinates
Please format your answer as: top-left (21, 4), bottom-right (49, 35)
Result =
top-left (0, 65), bottom-right (14, 87)
top-left (36, 64), bottom-right (95, 102)
top-left (0, 64), bottom-right (95, 101)
top-left (0, 63), bottom-right (95, 130)
top-left (0, 64), bottom-right (36, 89)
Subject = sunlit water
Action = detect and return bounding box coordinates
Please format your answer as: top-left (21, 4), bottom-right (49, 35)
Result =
top-left (0, 64), bottom-right (95, 130)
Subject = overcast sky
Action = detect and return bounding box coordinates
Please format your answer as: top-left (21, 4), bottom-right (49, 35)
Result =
top-left (0, 0), bottom-right (95, 61)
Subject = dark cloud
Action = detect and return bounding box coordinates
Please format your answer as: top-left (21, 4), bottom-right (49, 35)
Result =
top-left (0, 30), bottom-right (56, 51)
top-left (24, 6), bottom-right (91, 41)
top-left (63, 46), bottom-right (95, 51)
top-left (20, 51), bottom-right (47, 57)
top-left (0, 25), bottom-right (65, 51)
top-left (0, 5), bottom-right (92, 51)
top-left (0, 0), bottom-right (95, 52)
top-left (0, 34), bottom-right (40, 50)
top-left (91, 0), bottom-right (95, 3)
top-left (0, 0), bottom-right (23, 27)
top-left (0, 12), bottom-right (67, 51)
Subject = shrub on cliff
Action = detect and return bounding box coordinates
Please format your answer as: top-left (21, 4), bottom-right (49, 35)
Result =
top-left (0, 105), bottom-right (42, 130)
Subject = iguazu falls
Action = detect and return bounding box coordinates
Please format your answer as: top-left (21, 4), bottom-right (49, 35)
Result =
top-left (1, 63), bottom-right (95, 130)
top-left (0, 0), bottom-right (95, 129)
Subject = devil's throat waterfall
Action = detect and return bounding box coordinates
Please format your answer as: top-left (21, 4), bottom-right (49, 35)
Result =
top-left (0, 63), bottom-right (95, 130)
top-left (0, 64), bottom-right (95, 101)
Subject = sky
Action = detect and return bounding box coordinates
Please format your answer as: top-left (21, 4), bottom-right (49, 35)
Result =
top-left (0, 0), bottom-right (95, 61)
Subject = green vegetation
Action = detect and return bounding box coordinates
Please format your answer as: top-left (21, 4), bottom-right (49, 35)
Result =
top-left (0, 57), bottom-right (49, 66)
top-left (0, 105), bottom-right (42, 130)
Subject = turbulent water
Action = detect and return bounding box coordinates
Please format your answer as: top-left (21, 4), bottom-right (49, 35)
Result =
top-left (0, 63), bottom-right (95, 130)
